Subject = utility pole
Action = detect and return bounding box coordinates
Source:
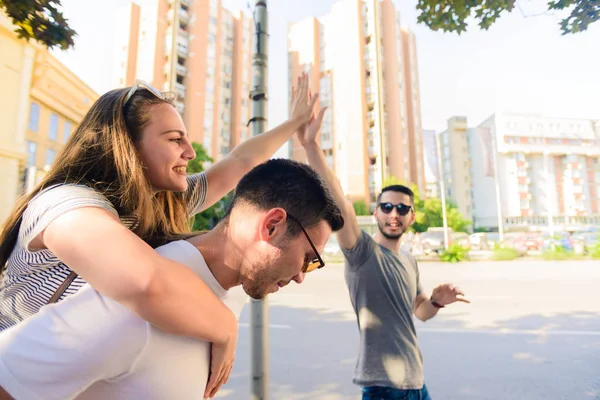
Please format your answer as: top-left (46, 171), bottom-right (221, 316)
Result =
top-left (248, 1), bottom-right (269, 399)
top-left (435, 132), bottom-right (449, 250)
top-left (490, 129), bottom-right (504, 242)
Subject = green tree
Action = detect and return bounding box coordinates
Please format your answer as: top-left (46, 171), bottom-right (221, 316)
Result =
top-left (416, 0), bottom-right (598, 35)
top-left (352, 200), bottom-right (370, 216)
top-left (188, 142), bottom-right (232, 231)
top-left (1, 0), bottom-right (77, 50)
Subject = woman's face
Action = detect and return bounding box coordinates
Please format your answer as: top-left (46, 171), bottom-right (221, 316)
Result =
top-left (136, 103), bottom-right (196, 192)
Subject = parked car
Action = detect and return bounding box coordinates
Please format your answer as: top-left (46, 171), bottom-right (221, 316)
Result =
top-left (420, 228), bottom-right (453, 255)
top-left (541, 231), bottom-right (573, 252)
top-left (522, 233), bottom-right (544, 251)
top-left (571, 232), bottom-right (600, 254)
top-left (452, 232), bottom-right (471, 250)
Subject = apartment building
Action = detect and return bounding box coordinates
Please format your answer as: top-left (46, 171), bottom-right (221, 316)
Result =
top-left (442, 113), bottom-right (600, 231)
top-left (113, 0), bottom-right (254, 161)
top-left (439, 117), bottom-right (473, 223)
top-left (0, 12), bottom-right (98, 224)
top-left (421, 129), bottom-right (439, 198)
top-left (287, 0), bottom-right (426, 208)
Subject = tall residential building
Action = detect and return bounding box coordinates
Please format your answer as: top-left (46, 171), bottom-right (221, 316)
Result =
top-left (0, 12), bottom-right (98, 224)
top-left (287, 0), bottom-right (425, 208)
top-left (114, 0), bottom-right (254, 161)
top-left (421, 129), bottom-right (439, 198)
top-left (439, 117), bottom-right (473, 225)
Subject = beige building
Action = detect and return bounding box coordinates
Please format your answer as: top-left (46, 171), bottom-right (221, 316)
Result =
top-left (439, 117), bottom-right (473, 225)
top-left (114, 0), bottom-right (254, 161)
top-left (0, 13), bottom-right (98, 225)
top-left (288, 0), bottom-right (426, 209)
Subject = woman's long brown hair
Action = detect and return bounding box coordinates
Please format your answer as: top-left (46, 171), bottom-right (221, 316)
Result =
top-left (0, 87), bottom-right (191, 272)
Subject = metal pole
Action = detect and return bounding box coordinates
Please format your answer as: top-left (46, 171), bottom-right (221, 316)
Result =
top-left (249, 1), bottom-right (269, 399)
top-left (435, 132), bottom-right (449, 250)
top-left (490, 130), bottom-right (504, 242)
top-left (543, 151), bottom-right (554, 237)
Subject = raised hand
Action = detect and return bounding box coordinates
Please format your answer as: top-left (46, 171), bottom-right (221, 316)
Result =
top-left (431, 283), bottom-right (470, 306)
top-left (290, 72), bottom-right (320, 127)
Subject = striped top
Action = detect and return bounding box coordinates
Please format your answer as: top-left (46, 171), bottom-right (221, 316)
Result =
top-left (0, 173), bottom-right (207, 330)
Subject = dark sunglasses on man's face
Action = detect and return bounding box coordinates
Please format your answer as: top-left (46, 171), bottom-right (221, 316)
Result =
top-left (287, 214), bottom-right (325, 274)
top-left (379, 202), bottom-right (413, 216)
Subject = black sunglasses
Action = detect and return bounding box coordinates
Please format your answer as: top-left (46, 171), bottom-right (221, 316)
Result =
top-left (287, 214), bottom-right (325, 273)
top-left (378, 202), bottom-right (413, 216)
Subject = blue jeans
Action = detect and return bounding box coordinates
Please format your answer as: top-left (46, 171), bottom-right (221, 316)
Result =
top-left (362, 384), bottom-right (431, 400)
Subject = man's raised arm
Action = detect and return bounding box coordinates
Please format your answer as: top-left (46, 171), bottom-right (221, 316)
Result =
top-left (297, 105), bottom-right (361, 250)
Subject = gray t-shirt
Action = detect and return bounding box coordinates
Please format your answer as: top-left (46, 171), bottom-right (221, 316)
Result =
top-left (342, 230), bottom-right (424, 389)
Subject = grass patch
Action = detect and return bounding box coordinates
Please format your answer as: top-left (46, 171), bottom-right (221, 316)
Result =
top-left (440, 243), bottom-right (468, 263)
top-left (491, 247), bottom-right (521, 261)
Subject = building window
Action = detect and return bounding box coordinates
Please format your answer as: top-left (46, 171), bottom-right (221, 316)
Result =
top-left (29, 103), bottom-right (40, 132)
top-left (26, 141), bottom-right (36, 167)
top-left (49, 113), bottom-right (59, 141)
top-left (63, 121), bottom-right (71, 143)
top-left (45, 149), bottom-right (56, 168)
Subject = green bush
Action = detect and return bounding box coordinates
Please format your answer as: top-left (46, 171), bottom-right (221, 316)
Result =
top-left (589, 242), bottom-right (600, 259)
top-left (542, 245), bottom-right (573, 261)
top-left (491, 247), bottom-right (520, 261)
top-left (440, 243), bottom-right (468, 263)
top-left (352, 200), bottom-right (370, 216)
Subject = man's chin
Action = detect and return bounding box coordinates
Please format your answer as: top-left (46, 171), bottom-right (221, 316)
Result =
top-left (382, 229), bottom-right (402, 240)
top-left (244, 287), bottom-right (268, 300)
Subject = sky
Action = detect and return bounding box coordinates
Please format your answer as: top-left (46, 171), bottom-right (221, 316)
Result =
top-left (51, 0), bottom-right (599, 137)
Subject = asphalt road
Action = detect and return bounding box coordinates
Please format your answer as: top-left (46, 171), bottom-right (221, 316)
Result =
top-left (216, 260), bottom-right (600, 400)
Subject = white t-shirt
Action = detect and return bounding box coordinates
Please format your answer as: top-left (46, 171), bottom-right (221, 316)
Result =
top-left (0, 240), bottom-right (248, 400)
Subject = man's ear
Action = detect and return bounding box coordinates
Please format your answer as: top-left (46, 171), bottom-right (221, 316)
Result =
top-left (258, 208), bottom-right (288, 243)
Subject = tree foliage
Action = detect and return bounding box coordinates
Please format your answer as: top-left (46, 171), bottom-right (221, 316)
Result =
top-left (382, 175), bottom-right (471, 233)
top-left (415, 0), bottom-right (599, 35)
top-left (352, 200), bottom-right (370, 216)
top-left (0, 0), bottom-right (77, 50)
top-left (188, 143), bottom-right (232, 231)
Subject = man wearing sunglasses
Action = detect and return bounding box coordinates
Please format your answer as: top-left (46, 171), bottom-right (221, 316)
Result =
top-left (0, 159), bottom-right (343, 400)
top-left (299, 105), bottom-right (469, 400)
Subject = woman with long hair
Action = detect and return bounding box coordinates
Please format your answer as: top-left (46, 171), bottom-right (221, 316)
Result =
top-left (0, 73), bottom-right (317, 395)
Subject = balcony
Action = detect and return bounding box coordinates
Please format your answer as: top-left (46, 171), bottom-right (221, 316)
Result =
top-left (176, 45), bottom-right (188, 58)
top-left (167, 0), bottom-right (190, 6)
top-left (167, 8), bottom-right (190, 25)
top-left (178, 8), bottom-right (189, 24)
top-left (174, 82), bottom-right (186, 98)
top-left (174, 100), bottom-right (185, 114)
top-left (367, 111), bottom-right (375, 123)
top-left (176, 63), bottom-right (187, 76)
top-left (178, 28), bottom-right (189, 39)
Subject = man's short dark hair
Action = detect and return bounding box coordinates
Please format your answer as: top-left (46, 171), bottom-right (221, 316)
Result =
top-left (376, 185), bottom-right (415, 205)
top-left (228, 158), bottom-right (344, 236)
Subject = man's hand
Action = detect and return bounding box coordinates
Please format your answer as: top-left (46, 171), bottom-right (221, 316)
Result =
top-left (431, 284), bottom-right (470, 306)
top-left (296, 97), bottom-right (327, 146)
top-left (290, 73), bottom-right (319, 127)
top-left (205, 330), bottom-right (238, 399)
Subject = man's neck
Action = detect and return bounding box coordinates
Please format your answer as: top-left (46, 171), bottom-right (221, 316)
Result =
top-left (373, 231), bottom-right (402, 252)
top-left (185, 227), bottom-right (242, 291)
